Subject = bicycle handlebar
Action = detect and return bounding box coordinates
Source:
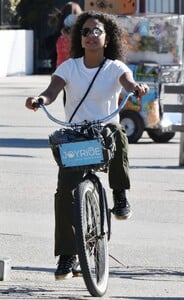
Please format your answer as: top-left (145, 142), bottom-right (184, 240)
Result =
top-left (33, 91), bottom-right (138, 127)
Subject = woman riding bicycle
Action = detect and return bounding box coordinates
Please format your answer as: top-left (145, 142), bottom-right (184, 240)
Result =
top-left (25, 11), bottom-right (149, 280)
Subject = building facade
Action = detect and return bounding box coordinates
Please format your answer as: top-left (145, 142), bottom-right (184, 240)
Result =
top-left (137, 0), bottom-right (184, 14)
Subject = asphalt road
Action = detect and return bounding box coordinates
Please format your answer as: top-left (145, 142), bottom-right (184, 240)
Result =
top-left (0, 75), bottom-right (184, 300)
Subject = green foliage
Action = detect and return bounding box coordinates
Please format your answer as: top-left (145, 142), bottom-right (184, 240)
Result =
top-left (0, 0), bottom-right (16, 25)
top-left (11, 0), bottom-right (21, 13)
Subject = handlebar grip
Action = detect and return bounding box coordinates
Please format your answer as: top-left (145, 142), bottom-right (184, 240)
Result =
top-left (32, 97), bottom-right (44, 109)
top-left (130, 90), bottom-right (140, 105)
top-left (133, 90), bottom-right (139, 97)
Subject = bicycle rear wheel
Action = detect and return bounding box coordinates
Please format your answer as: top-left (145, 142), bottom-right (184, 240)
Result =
top-left (74, 179), bottom-right (109, 297)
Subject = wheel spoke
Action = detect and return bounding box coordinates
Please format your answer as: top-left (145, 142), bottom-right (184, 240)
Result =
top-left (74, 179), bottom-right (109, 296)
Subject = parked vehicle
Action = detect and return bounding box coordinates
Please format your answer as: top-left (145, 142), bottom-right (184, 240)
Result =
top-left (118, 14), bottom-right (184, 143)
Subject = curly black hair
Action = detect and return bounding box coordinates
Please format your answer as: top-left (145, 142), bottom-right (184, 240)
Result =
top-left (70, 11), bottom-right (127, 62)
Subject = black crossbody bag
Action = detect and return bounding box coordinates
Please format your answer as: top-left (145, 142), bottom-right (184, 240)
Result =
top-left (69, 58), bottom-right (107, 122)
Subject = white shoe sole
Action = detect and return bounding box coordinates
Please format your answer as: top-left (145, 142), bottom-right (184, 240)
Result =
top-left (114, 211), bottom-right (132, 220)
top-left (55, 271), bottom-right (73, 280)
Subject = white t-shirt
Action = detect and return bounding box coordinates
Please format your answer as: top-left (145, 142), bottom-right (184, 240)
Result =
top-left (54, 57), bottom-right (132, 123)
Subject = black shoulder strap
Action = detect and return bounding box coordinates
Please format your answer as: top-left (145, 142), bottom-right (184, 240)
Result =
top-left (69, 58), bottom-right (107, 122)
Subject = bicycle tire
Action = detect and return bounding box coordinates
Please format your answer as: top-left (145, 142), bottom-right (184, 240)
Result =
top-left (74, 179), bottom-right (109, 297)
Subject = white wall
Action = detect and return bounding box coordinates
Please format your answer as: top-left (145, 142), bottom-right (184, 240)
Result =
top-left (0, 30), bottom-right (34, 77)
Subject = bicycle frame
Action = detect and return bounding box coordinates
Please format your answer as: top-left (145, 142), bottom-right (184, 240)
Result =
top-left (37, 92), bottom-right (136, 237)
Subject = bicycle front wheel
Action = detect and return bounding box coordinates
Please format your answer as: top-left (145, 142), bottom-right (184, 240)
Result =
top-left (74, 179), bottom-right (109, 297)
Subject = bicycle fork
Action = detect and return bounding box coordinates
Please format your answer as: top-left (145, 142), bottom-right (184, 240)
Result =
top-left (85, 172), bottom-right (111, 240)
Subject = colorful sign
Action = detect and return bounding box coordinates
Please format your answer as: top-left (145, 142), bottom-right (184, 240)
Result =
top-left (59, 139), bottom-right (104, 167)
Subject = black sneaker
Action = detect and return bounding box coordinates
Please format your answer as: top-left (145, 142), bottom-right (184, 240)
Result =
top-left (112, 190), bottom-right (132, 220)
top-left (55, 255), bottom-right (75, 280)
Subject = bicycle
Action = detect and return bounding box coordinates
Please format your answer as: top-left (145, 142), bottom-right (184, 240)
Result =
top-left (33, 91), bottom-right (136, 297)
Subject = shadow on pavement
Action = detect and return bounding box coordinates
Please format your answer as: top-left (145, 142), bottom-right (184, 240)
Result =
top-left (12, 266), bottom-right (55, 273)
top-left (130, 165), bottom-right (184, 170)
top-left (0, 138), bottom-right (49, 148)
top-left (12, 265), bottom-right (184, 280)
top-left (120, 297), bottom-right (184, 299)
top-left (109, 266), bottom-right (184, 282)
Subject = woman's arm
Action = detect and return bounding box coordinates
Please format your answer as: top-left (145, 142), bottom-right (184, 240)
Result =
top-left (25, 75), bottom-right (65, 110)
top-left (120, 72), bottom-right (149, 96)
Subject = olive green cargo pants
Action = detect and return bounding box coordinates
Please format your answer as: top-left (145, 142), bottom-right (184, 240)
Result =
top-left (54, 123), bottom-right (130, 256)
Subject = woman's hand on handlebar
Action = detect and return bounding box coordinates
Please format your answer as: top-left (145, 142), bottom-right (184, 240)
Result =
top-left (120, 72), bottom-right (149, 99)
top-left (134, 82), bottom-right (149, 98)
top-left (25, 97), bottom-right (44, 111)
top-left (25, 97), bottom-right (39, 111)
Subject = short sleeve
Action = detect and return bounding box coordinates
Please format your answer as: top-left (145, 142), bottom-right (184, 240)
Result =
top-left (54, 59), bottom-right (73, 83)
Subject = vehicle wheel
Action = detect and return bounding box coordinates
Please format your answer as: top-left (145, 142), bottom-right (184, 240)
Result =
top-left (147, 128), bottom-right (175, 143)
top-left (120, 110), bottom-right (144, 143)
top-left (74, 179), bottom-right (109, 297)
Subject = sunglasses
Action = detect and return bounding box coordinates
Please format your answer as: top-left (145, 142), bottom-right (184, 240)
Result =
top-left (81, 27), bottom-right (105, 37)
